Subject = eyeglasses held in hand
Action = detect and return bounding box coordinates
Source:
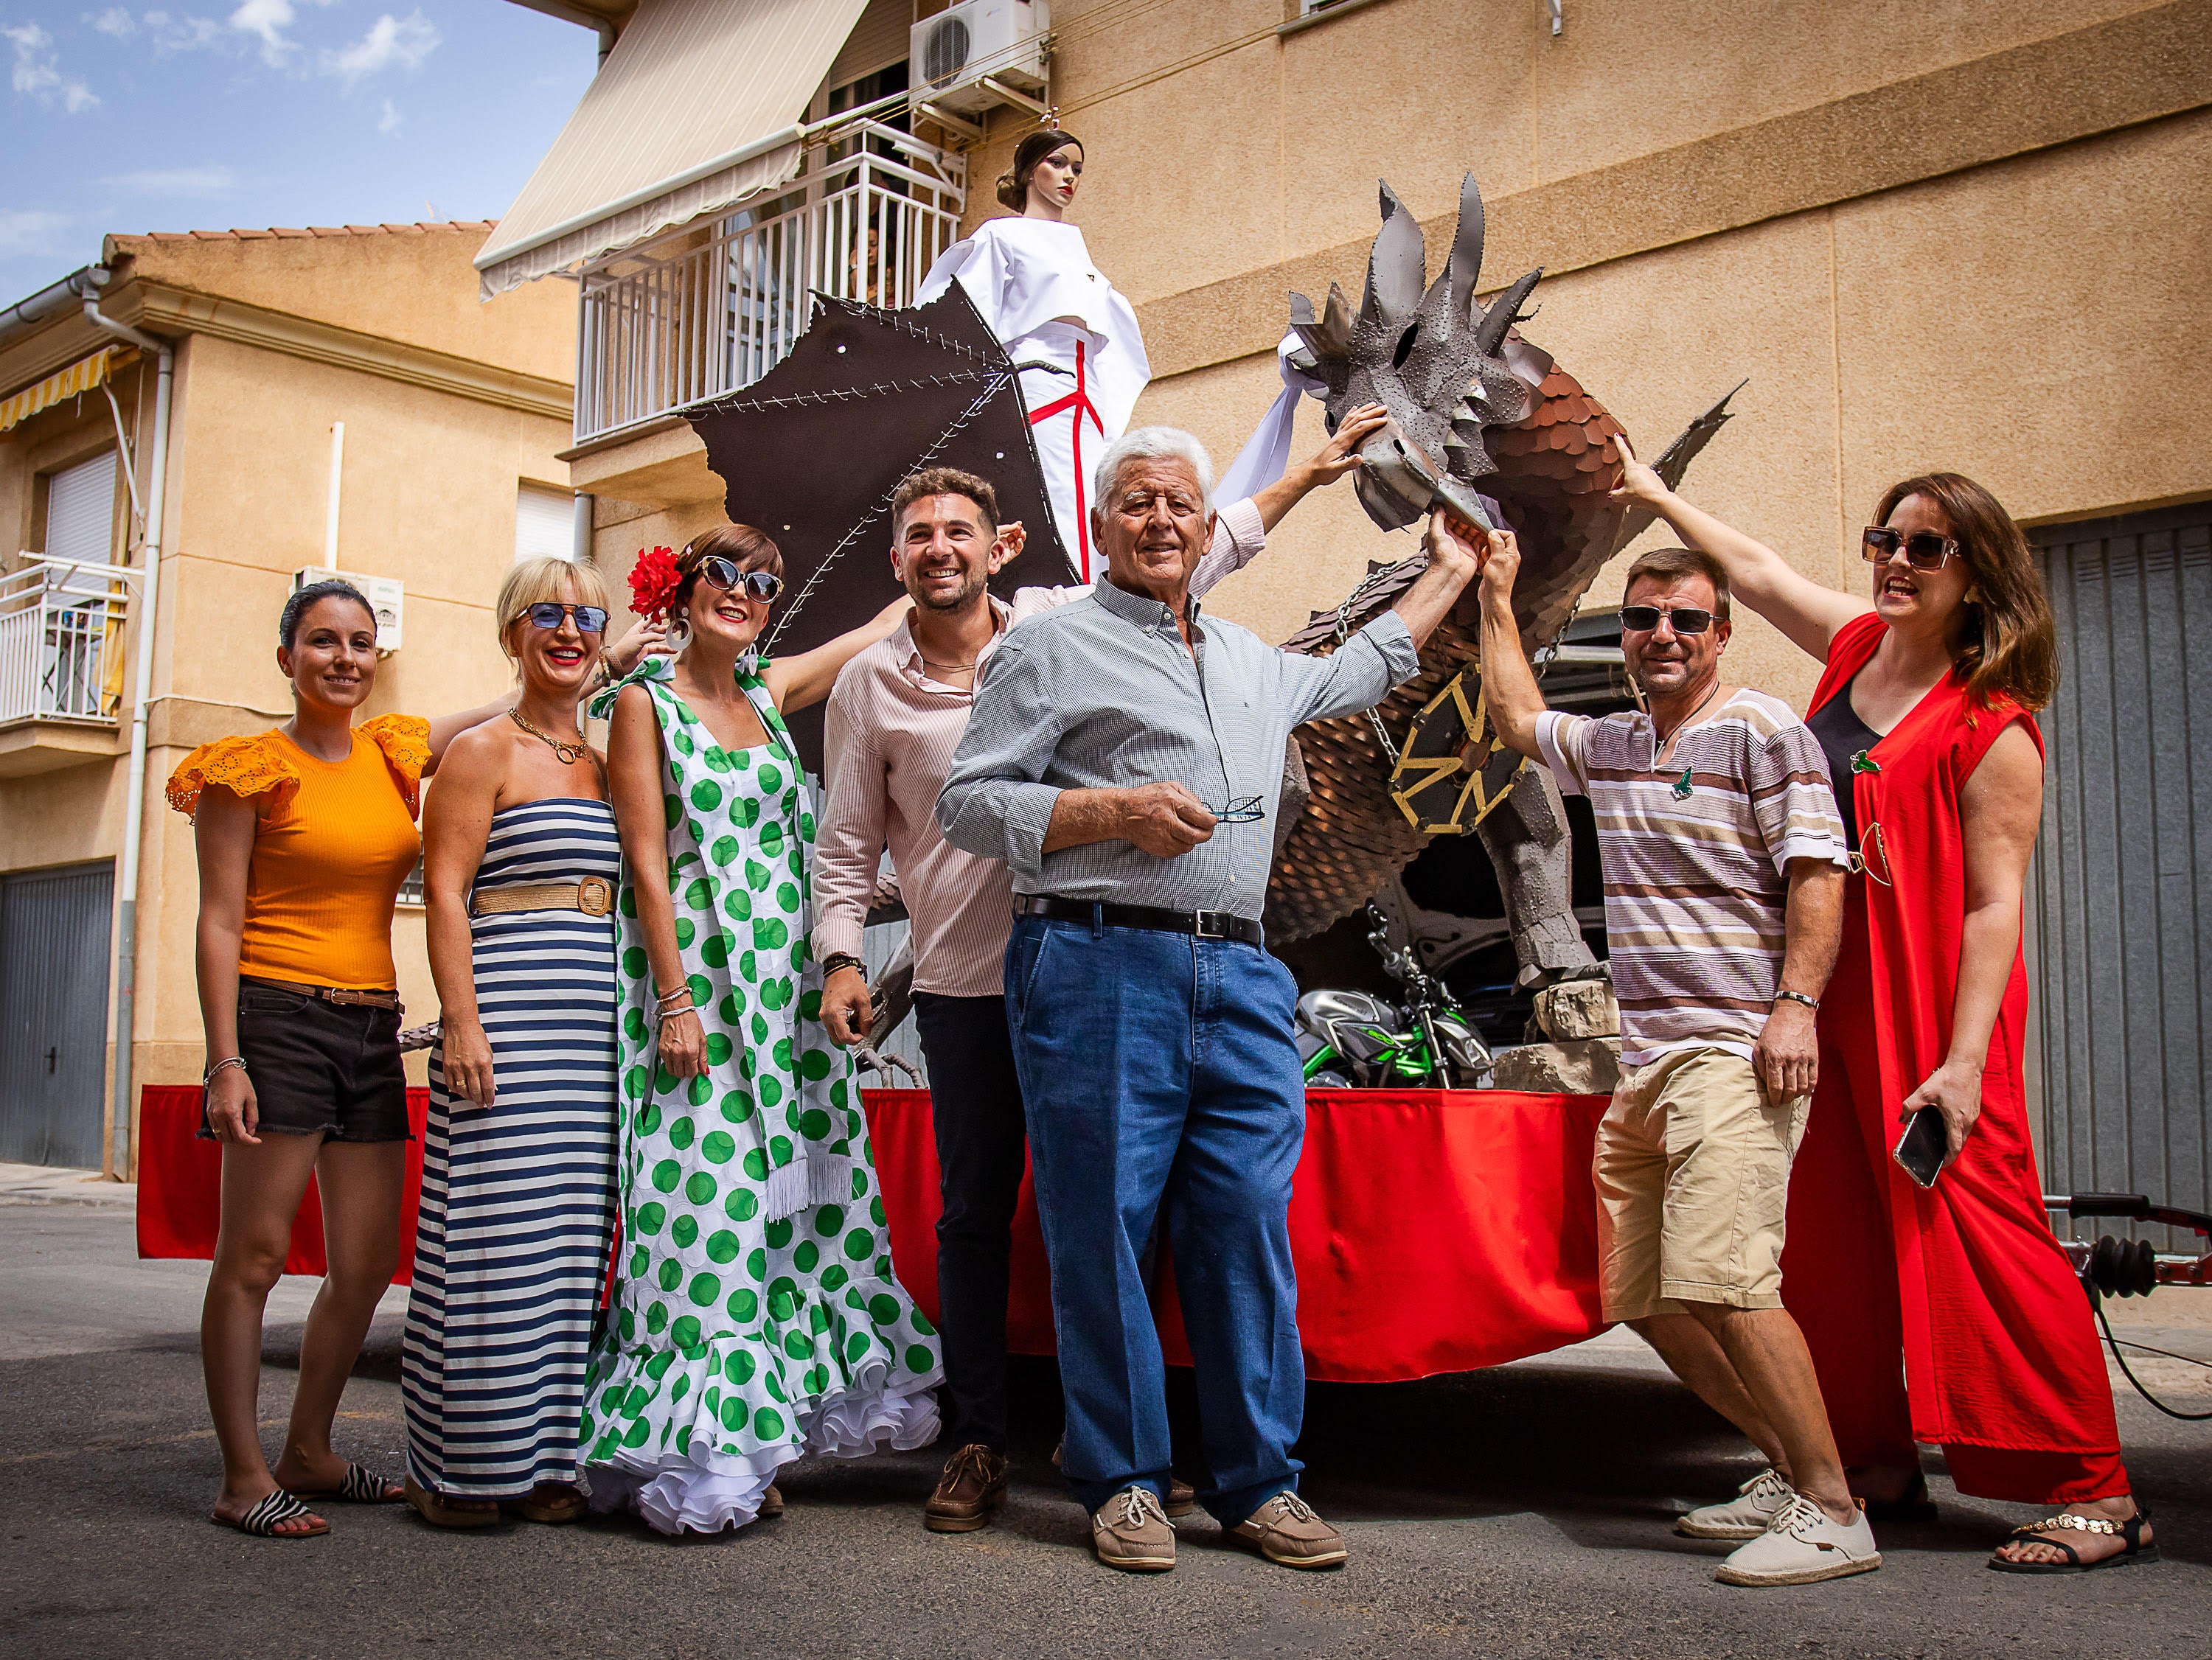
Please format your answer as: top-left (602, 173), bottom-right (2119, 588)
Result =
top-left (516, 601), bottom-right (609, 635)
top-left (1205, 795), bottom-right (1267, 824)
top-left (698, 556), bottom-right (785, 602)
top-left (1861, 526), bottom-right (1959, 571)
top-left (1618, 604), bottom-right (1714, 635)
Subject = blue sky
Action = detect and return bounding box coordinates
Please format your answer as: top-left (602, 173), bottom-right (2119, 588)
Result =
top-left (1, 0), bottom-right (598, 298)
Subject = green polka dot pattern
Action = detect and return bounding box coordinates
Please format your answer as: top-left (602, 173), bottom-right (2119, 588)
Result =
top-left (582, 660), bottom-right (942, 1479)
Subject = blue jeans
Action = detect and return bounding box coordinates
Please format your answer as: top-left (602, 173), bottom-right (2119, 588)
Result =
top-left (1004, 913), bottom-right (1307, 1527)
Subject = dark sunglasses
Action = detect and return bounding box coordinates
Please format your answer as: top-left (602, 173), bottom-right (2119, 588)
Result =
top-left (1618, 604), bottom-right (1714, 635)
top-left (698, 555), bottom-right (784, 603)
top-left (1862, 526), bottom-right (1958, 570)
top-left (516, 601), bottom-right (608, 635)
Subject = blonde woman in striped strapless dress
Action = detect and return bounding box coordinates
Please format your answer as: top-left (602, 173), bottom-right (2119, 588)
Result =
top-left (400, 558), bottom-right (659, 1528)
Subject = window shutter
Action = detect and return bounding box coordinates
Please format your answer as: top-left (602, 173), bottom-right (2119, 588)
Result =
top-left (45, 451), bottom-right (118, 565)
top-left (515, 481), bottom-right (576, 562)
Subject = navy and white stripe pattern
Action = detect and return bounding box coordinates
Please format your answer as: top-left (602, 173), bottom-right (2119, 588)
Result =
top-left (403, 798), bottom-right (622, 1498)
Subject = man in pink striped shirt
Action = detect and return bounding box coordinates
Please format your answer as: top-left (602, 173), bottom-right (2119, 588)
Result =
top-left (815, 420), bottom-right (1378, 1533)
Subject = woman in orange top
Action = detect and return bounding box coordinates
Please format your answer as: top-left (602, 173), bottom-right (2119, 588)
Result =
top-left (170, 579), bottom-right (518, 1540)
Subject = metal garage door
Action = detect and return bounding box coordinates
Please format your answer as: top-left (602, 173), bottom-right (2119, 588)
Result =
top-left (0, 861), bottom-right (114, 1168)
top-left (2031, 503), bottom-right (2211, 1248)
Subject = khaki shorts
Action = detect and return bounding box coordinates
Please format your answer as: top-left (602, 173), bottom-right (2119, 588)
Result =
top-left (1593, 1046), bottom-right (1809, 1322)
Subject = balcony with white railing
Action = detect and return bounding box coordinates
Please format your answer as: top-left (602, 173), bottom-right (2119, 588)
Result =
top-left (0, 555), bottom-right (131, 773)
top-left (573, 120), bottom-right (967, 447)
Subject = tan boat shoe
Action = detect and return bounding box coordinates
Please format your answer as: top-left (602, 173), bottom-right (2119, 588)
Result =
top-left (1231, 1491), bottom-right (1349, 1569)
top-left (1165, 1475), bottom-right (1197, 1519)
top-left (1092, 1485), bottom-right (1176, 1573)
top-left (924, 1443), bottom-right (1009, 1533)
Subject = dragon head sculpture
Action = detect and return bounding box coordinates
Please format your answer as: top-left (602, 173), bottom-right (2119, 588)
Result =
top-left (1289, 174), bottom-right (1554, 531)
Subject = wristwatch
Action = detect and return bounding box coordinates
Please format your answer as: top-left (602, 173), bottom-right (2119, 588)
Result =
top-left (1773, 989), bottom-right (1820, 1013)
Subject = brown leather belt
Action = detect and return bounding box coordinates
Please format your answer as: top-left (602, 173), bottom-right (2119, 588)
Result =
top-left (1015, 894), bottom-right (1265, 948)
top-left (240, 974), bottom-right (400, 1010)
top-left (471, 876), bottom-right (615, 918)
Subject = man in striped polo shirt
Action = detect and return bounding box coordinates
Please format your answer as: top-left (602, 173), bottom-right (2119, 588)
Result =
top-left (814, 419), bottom-right (1380, 1537)
top-left (1477, 531), bottom-right (1877, 1588)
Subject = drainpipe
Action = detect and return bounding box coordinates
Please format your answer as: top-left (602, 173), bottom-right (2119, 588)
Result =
top-left (82, 270), bottom-right (175, 1183)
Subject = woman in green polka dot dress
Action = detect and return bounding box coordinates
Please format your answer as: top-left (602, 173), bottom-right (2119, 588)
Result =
top-left (588, 525), bottom-right (943, 1533)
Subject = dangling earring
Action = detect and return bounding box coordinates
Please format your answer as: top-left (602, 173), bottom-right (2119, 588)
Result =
top-left (1964, 585), bottom-right (1983, 604)
top-left (667, 614), bottom-right (691, 652)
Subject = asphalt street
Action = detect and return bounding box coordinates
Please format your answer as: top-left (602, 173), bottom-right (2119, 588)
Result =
top-left (3, 1162), bottom-right (2207, 1660)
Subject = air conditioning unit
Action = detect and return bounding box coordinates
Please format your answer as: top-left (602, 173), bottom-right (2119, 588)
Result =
top-left (911, 0), bottom-right (1050, 117)
top-left (293, 566), bottom-right (405, 655)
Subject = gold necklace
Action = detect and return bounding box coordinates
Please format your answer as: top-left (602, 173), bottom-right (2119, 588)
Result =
top-left (509, 707), bottom-right (589, 764)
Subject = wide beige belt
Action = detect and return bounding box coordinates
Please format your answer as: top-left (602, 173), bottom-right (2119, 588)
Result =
top-left (471, 876), bottom-right (614, 918)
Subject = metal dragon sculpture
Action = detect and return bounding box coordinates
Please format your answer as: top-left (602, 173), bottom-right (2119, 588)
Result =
top-left (1266, 173), bottom-right (1740, 988)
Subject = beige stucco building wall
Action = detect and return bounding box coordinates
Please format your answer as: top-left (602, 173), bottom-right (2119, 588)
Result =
top-left (0, 223), bottom-right (576, 1171)
top-left (574, 0), bottom-right (2209, 718)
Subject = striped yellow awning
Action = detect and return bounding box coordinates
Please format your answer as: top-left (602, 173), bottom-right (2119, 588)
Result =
top-left (0, 346), bottom-right (129, 436)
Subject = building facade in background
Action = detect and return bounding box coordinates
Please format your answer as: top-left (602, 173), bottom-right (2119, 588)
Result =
top-left (498, 0), bottom-right (2211, 1229)
top-left (0, 222), bottom-right (577, 1173)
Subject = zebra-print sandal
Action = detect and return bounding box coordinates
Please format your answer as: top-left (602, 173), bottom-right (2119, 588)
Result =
top-left (215, 1490), bottom-right (330, 1539)
top-left (288, 1462), bottom-right (403, 1504)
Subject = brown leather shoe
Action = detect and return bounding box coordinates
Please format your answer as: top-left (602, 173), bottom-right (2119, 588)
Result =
top-left (1231, 1491), bottom-right (1348, 1569)
top-left (1092, 1485), bottom-right (1176, 1572)
top-left (757, 1484), bottom-right (785, 1519)
top-left (1165, 1476), bottom-right (1196, 1519)
top-left (924, 1444), bottom-right (1008, 1533)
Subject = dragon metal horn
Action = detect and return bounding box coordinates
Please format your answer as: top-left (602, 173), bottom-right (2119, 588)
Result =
top-left (1472, 267), bottom-right (1544, 360)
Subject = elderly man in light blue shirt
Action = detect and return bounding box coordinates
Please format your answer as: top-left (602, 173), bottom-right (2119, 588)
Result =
top-left (938, 426), bottom-right (1483, 1574)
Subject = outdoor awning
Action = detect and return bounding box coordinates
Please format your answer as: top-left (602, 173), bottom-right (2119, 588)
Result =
top-left (0, 346), bottom-right (129, 436)
top-left (475, 0), bottom-right (872, 298)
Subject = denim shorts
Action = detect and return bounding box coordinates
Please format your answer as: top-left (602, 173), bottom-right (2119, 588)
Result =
top-left (202, 976), bottom-right (411, 1143)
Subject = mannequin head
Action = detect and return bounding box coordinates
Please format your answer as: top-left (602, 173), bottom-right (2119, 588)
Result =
top-left (995, 129), bottom-right (1084, 219)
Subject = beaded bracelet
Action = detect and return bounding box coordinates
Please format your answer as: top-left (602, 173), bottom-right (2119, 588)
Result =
top-left (204, 1055), bottom-right (247, 1084)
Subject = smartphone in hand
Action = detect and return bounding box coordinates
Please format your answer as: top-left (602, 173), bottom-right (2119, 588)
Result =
top-left (1893, 1104), bottom-right (1949, 1188)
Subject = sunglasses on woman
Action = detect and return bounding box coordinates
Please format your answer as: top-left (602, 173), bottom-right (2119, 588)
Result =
top-left (697, 555), bottom-right (784, 603)
top-left (1618, 604), bottom-right (1714, 635)
top-left (1862, 526), bottom-right (1959, 570)
top-left (516, 602), bottom-right (608, 635)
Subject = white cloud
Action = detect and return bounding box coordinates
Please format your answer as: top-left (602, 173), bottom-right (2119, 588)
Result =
top-left (147, 11), bottom-right (224, 52)
top-left (95, 10), bottom-right (227, 53)
top-left (0, 208), bottom-right (74, 259)
top-left (321, 10), bottom-right (437, 88)
top-left (224, 0), bottom-right (333, 68)
top-left (376, 97), bottom-right (398, 133)
top-left (6, 21), bottom-right (99, 111)
top-left (100, 164), bottom-right (240, 196)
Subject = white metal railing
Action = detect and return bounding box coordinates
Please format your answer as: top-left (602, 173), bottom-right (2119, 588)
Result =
top-left (0, 555), bottom-right (133, 727)
top-left (574, 119), bottom-right (967, 444)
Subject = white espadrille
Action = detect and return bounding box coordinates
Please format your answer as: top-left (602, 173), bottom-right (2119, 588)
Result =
top-left (1715, 1494), bottom-right (1882, 1586)
top-left (1677, 1467), bottom-right (1795, 1539)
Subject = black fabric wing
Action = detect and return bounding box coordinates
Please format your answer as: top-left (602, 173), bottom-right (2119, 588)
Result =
top-left (684, 282), bottom-right (1073, 771)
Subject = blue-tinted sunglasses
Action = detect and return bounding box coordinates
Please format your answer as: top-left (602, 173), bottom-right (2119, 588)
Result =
top-left (517, 601), bottom-right (609, 635)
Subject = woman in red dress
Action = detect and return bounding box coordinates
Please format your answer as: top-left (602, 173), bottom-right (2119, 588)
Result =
top-left (1610, 458), bottom-right (2154, 1574)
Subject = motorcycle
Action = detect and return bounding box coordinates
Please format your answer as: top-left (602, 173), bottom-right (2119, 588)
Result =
top-left (1295, 902), bottom-right (1496, 1089)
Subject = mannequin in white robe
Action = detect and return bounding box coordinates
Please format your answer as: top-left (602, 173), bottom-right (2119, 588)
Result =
top-left (914, 131), bottom-right (1149, 580)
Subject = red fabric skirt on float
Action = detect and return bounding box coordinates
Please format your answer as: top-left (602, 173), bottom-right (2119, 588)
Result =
top-left (136, 1084), bottom-right (1611, 1383)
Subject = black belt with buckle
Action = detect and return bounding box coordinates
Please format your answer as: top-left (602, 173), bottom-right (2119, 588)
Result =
top-left (1015, 895), bottom-right (1265, 948)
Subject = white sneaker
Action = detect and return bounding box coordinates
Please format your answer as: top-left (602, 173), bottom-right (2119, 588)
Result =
top-left (1677, 1468), bottom-right (1795, 1539)
top-left (1716, 1494), bottom-right (1882, 1586)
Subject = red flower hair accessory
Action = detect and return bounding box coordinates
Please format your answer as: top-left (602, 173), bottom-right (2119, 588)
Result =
top-left (627, 545), bottom-right (682, 620)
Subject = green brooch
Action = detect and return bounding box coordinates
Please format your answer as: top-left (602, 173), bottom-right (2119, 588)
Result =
top-left (1850, 750), bottom-right (1880, 774)
top-left (1671, 767), bottom-right (1694, 800)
